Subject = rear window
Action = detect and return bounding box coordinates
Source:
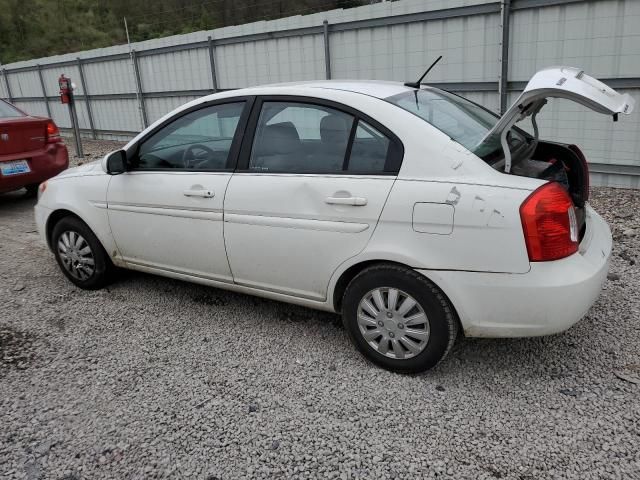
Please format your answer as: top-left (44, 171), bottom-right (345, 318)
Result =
top-left (386, 89), bottom-right (526, 157)
top-left (0, 100), bottom-right (24, 119)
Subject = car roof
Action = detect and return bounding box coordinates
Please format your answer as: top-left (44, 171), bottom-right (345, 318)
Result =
top-left (232, 80), bottom-right (416, 100)
top-left (125, 80), bottom-right (421, 150)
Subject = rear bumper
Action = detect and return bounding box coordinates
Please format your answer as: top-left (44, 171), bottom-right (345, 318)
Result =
top-left (419, 205), bottom-right (612, 337)
top-left (0, 144), bottom-right (68, 193)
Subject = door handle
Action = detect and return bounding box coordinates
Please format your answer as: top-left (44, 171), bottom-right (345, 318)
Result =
top-left (325, 196), bottom-right (368, 206)
top-left (183, 189), bottom-right (214, 198)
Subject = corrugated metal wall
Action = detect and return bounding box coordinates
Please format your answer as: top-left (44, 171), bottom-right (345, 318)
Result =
top-left (1, 0), bottom-right (639, 187)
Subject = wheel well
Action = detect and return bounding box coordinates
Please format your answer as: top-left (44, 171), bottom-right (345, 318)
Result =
top-left (332, 261), bottom-right (463, 335)
top-left (333, 260), bottom-right (409, 313)
top-left (45, 209), bottom-right (82, 250)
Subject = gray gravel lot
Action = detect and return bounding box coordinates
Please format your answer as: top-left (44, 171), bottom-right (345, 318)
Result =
top-left (1, 139), bottom-right (639, 479)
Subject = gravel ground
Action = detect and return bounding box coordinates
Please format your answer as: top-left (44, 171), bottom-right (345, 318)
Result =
top-left (1, 139), bottom-right (639, 480)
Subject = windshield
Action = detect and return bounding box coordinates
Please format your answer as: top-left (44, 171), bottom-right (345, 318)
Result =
top-left (0, 100), bottom-right (24, 119)
top-left (386, 88), bottom-right (526, 157)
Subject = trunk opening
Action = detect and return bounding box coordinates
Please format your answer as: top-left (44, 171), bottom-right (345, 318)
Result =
top-left (507, 140), bottom-right (588, 239)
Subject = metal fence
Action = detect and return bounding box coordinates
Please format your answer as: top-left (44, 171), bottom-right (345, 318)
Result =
top-left (1, 0), bottom-right (639, 188)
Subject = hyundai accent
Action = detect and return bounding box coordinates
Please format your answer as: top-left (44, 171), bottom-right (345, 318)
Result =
top-left (34, 67), bottom-right (633, 372)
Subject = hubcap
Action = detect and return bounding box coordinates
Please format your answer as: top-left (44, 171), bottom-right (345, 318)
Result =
top-left (357, 288), bottom-right (430, 360)
top-left (57, 231), bottom-right (95, 281)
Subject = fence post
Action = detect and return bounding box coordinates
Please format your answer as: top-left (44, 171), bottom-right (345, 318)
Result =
top-left (2, 68), bottom-right (13, 102)
top-left (131, 49), bottom-right (148, 128)
top-left (36, 64), bottom-right (52, 118)
top-left (498, 0), bottom-right (511, 114)
top-left (323, 20), bottom-right (332, 80)
top-left (208, 36), bottom-right (219, 93)
top-left (76, 58), bottom-right (97, 139)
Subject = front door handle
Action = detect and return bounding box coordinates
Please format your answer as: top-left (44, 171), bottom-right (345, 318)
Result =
top-left (325, 196), bottom-right (368, 206)
top-left (183, 189), bottom-right (214, 198)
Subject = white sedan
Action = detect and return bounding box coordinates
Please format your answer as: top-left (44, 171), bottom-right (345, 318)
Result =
top-left (35, 67), bottom-right (633, 373)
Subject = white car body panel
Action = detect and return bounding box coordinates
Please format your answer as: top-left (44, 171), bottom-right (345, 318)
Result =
top-left (364, 180), bottom-right (535, 274)
top-left (38, 67), bottom-right (627, 338)
top-left (519, 66), bottom-right (635, 115)
top-left (106, 171), bottom-right (233, 282)
top-left (34, 170), bottom-right (117, 258)
top-left (224, 173), bottom-right (395, 300)
top-left (421, 206), bottom-right (612, 337)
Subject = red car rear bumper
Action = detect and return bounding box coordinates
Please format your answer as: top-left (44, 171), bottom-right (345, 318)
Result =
top-left (0, 143), bottom-right (69, 193)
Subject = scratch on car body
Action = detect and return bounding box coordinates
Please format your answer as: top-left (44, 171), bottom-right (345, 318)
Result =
top-left (445, 186), bottom-right (462, 206)
top-left (487, 209), bottom-right (505, 227)
top-left (473, 195), bottom-right (486, 212)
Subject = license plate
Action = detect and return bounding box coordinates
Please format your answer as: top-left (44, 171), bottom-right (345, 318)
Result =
top-left (0, 160), bottom-right (31, 176)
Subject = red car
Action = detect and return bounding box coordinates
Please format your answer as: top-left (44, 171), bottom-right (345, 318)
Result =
top-left (0, 99), bottom-right (68, 195)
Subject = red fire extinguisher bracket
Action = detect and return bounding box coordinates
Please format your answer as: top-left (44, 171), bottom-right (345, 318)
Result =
top-left (57, 73), bottom-right (84, 158)
top-left (58, 74), bottom-right (72, 104)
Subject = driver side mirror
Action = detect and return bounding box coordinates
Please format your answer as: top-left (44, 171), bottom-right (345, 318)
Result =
top-left (106, 150), bottom-right (127, 175)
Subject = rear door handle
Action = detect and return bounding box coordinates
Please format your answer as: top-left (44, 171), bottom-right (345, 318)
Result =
top-left (183, 189), bottom-right (214, 198)
top-left (325, 196), bottom-right (368, 206)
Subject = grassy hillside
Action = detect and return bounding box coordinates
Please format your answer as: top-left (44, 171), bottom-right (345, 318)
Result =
top-left (0, 0), bottom-right (364, 64)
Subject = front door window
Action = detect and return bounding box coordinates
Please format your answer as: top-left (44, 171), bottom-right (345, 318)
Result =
top-left (134, 102), bottom-right (245, 170)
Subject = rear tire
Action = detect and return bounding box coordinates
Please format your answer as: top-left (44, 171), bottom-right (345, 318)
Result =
top-left (342, 264), bottom-right (459, 373)
top-left (51, 216), bottom-right (114, 290)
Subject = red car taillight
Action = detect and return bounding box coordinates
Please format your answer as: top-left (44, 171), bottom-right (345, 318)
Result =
top-left (520, 182), bottom-right (579, 262)
top-left (45, 121), bottom-right (61, 144)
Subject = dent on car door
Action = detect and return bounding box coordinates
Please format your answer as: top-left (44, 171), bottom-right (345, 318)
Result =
top-left (106, 100), bottom-right (250, 280)
top-left (223, 98), bottom-right (403, 300)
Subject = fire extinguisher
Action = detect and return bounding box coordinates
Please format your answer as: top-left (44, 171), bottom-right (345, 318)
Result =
top-left (58, 74), bottom-right (72, 104)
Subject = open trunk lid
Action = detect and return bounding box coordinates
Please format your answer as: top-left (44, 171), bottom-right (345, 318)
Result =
top-left (480, 66), bottom-right (635, 149)
top-left (476, 67), bottom-right (635, 242)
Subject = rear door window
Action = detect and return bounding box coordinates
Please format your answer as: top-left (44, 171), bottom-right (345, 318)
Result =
top-left (249, 102), bottom-right (354, 173)
top-left (248, 100), bottom-right (403, 175)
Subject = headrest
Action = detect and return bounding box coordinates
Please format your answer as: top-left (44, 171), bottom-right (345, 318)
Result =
top-left (255, 122), bottom-right (301, 156)
top-left (320, 114), bottom-right (350, 145)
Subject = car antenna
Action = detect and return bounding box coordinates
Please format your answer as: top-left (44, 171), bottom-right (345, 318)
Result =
top-left (404, 56), bottom-right (443, 89)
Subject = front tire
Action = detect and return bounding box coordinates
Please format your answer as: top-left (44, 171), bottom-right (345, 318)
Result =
top-left (342, 264), bottom-right (459, 373)
top-left (51, 216), bottom-right (114, 290)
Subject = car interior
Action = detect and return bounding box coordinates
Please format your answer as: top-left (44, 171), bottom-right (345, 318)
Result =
top-left (249, 103), bottom-right (390, 173)
top-left (129, 100), bottom-right (392, 174)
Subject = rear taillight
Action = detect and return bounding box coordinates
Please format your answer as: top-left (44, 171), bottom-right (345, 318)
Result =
top-left (45, 121), bottom-right (61, 144)
top-left (520, 182), bottom-right (579, 262)
top-left (568, 144), bottom-right (589, 202)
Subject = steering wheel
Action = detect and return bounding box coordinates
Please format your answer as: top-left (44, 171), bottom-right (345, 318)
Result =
top-left (182, 144), bottom-right (216, 168)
